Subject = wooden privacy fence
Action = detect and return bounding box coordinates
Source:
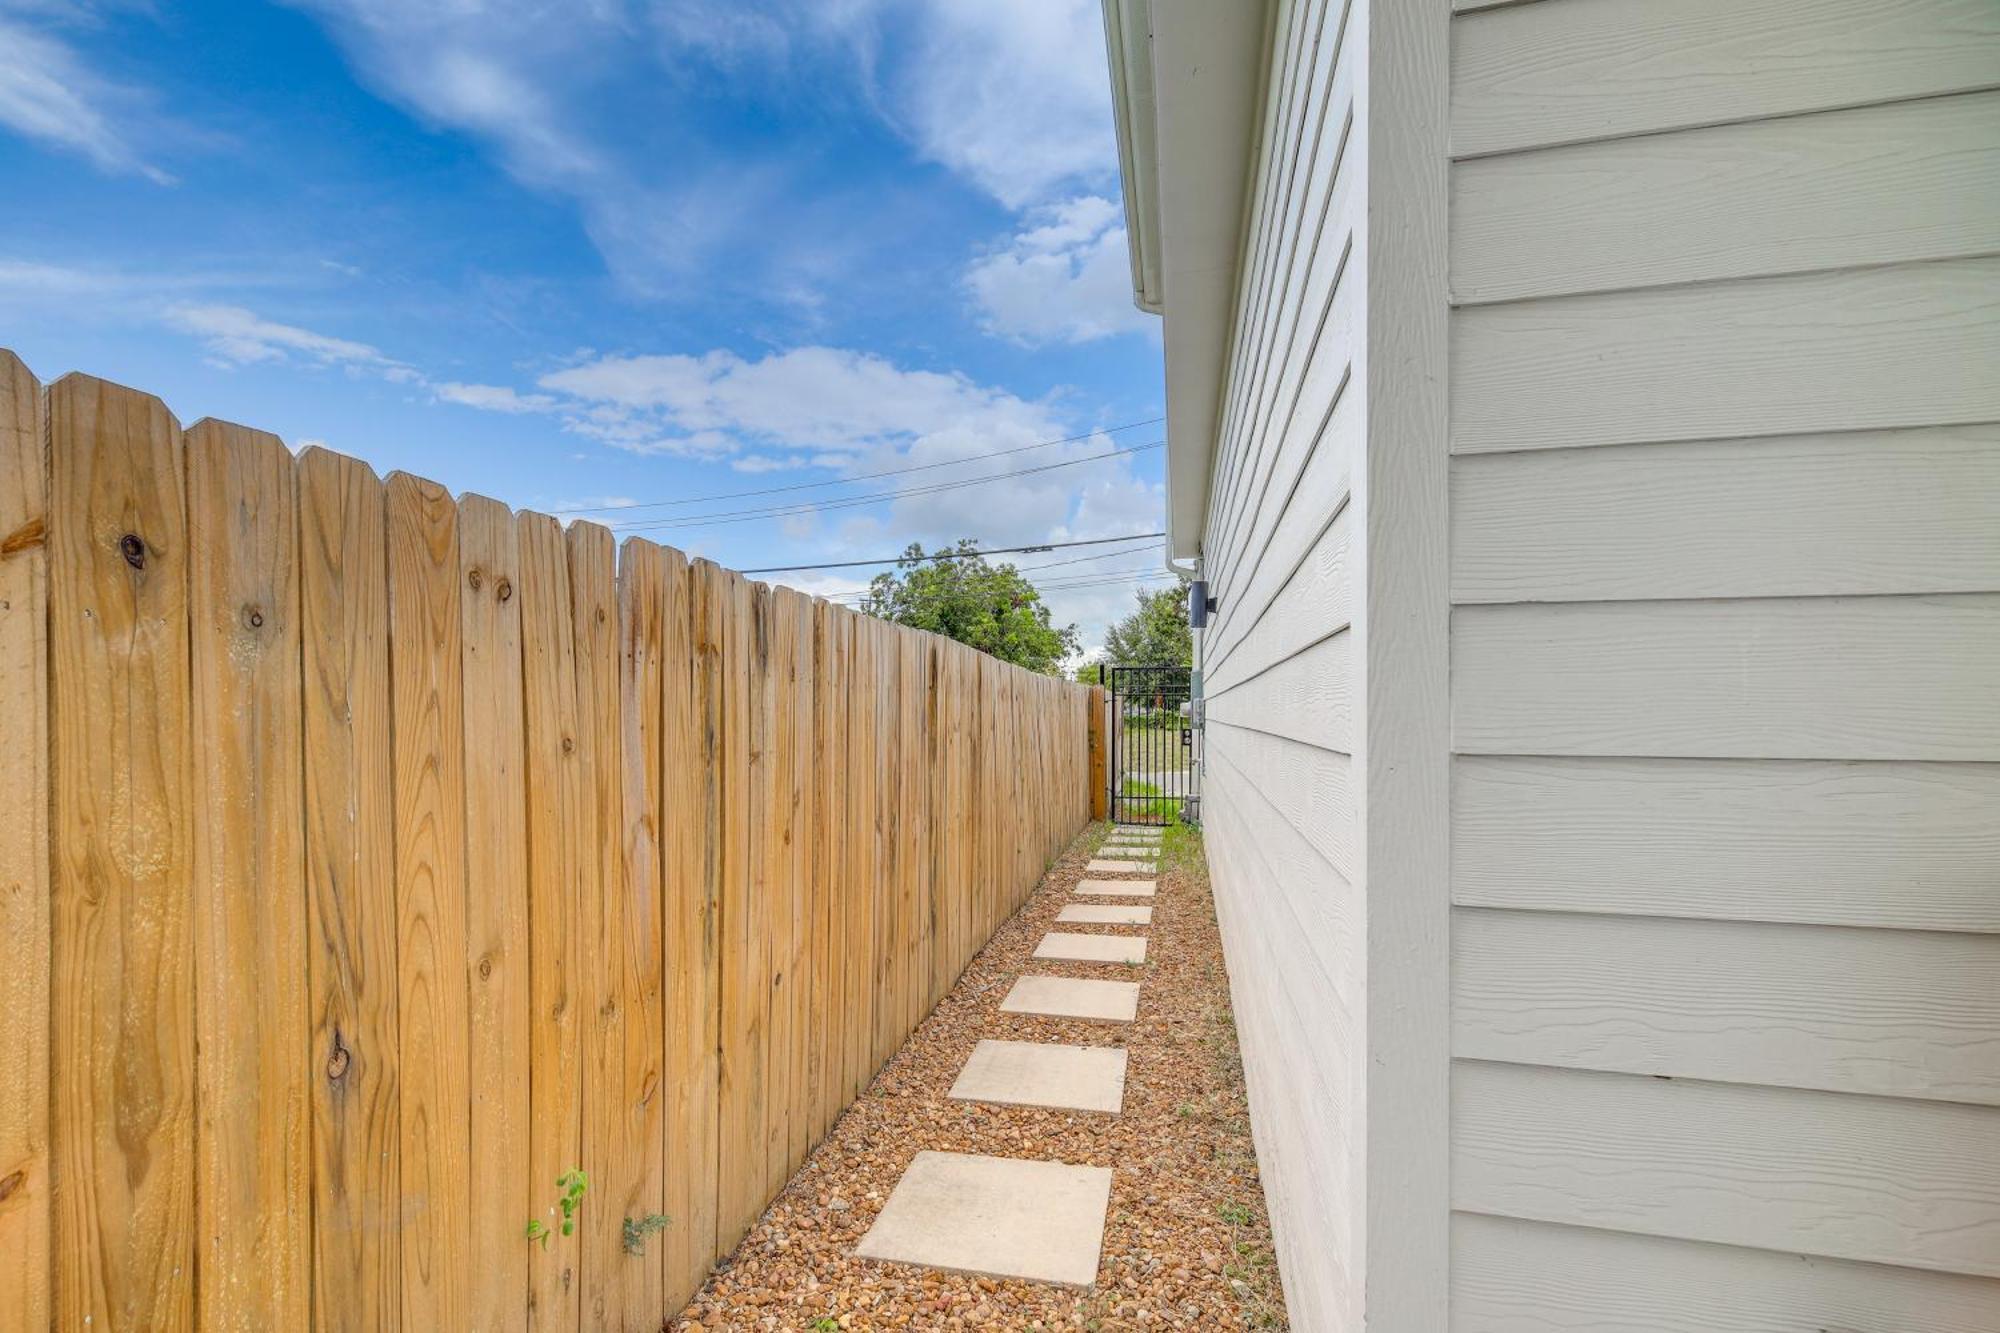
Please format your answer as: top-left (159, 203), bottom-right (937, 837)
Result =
top-left (0, 352), bottom-right (1094, 1332)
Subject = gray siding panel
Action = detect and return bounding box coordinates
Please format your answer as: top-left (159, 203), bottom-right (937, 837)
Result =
top-left (1453, 1063), bottom-right (2000, 1277)
top-left (1452, 755), bottom-right (2000, 933)
top-left (1454, 908), bottom-right (2000, 1104)
top-left (1453, 596), bottom-right (2000, 761)
top-left (1452, 257), bottom-right (2000, 454)
top-left (1452, 90), bottom-right (2000, 304)
top-left (1450, 0), bottom-right (2000, 158)
top-left (1451, 425), bottom-right (2000, 603)
top-left (1445, 0), bottom-right (2000, 1318)
top-left (1453, 1214), bottom-right (2000, 1333)
top-left (1192, 0), bottom-right (1368, 1324)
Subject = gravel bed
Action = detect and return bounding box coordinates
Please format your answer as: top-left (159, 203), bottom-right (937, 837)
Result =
top-left (670, 820), bottom-right (1288, 1331)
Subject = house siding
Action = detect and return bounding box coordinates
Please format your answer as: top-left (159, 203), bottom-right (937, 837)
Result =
top-left (1445, 1), bottom-right (2000, 1328)
top-left (1197, 0), bottom-right (1367, 1327)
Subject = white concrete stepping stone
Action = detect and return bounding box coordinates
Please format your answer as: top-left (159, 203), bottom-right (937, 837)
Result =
top-left (1085, 858), bottom-right (1154, 874)
top-left (1112, 829), bottom-right (1162, 839)
top-left (949, 1039), bottom-right (1127, 1114)
top-left (1075, 879), bottom-right (1155, 897)
top-left (1000, 974), bottom-right (1140, 1023)
top-left (1058, 903), bottom-right (1152, 926)
top-left (1100, 844), bottom-right (1156, 855)
top-left (854, 1150), bottom-right (1112, 1287)
top-left (1035, 932), bottom-right (1147, 965)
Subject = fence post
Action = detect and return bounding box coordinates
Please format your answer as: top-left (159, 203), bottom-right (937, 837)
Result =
top-left (1088, 684), bottom-right (1108, 821)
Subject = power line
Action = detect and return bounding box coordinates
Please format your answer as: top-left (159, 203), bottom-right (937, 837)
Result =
top-left (738, 532), bottom-right (1165, 575)
top-left (822, 565), bottom-right (1177, 606)
top-left (784, 544), bottom-right (1167, 602)
top-left (1008, 543), bottom-right (1165, 575)
top-left (555, 415), bottom-right (1165, 515)
top-left (606, 441), bottom-right (1161, 532)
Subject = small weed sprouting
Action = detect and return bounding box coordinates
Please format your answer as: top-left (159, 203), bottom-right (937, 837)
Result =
top-left (526, 1169), bottom-right (588, 1249)
top-left (622, 1212), bottom-right (671, 1256)
top-left (811, 1317), bottom-right (841, 1332)
top-left (1176, 1101), bottom-right (1197, 1119)
top-left (1217, 1201), bottom-right (1253, 1226)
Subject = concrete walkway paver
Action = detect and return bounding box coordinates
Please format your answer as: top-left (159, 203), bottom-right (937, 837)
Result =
top-left (1075, 878), bottom-right (1155, 897)
top-left (853, 1151), bottom-right (1113, 1287)
top-left (850, 826), bottom-right (1173, 1298)
top-left (1035, 932), bottom-right (1147, 964)
top-left (1000, 974), bottom-right (1141, 1022)
top-left (948, 1039), bottom-right (1128, 1114)
top-left (1058, 903), bottom-right (1152, 926)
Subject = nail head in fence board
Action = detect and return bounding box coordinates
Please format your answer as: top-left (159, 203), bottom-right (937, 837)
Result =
top-left (518, 510), bottom-right (583, 1332)
top-left (459, 495), bottom-right (533, 1330)
top-left (49, 374), bottom-right (195, 1329)
top-left (384, 470), bottom-right (470, 1331)
top-left (664, 553), bottom-right (720, 1305)
top-left (296, 445), bottom-right (401, 1329)
top-left (0, 350), bottom-right (49, 1333)
top-left (187, 418), bottom-right (310, 1330)
top-left (612, 536), bottom-right (667, 1324)
top-left (563, 520), bottom-right (622, 1329)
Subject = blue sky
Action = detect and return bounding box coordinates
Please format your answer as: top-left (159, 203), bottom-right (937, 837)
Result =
top-left (0, 0), bottom-right (1169, 647)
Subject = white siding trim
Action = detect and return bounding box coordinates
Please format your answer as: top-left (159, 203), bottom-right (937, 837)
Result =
top-left (1358, 0), bottom-right (1452, 1321)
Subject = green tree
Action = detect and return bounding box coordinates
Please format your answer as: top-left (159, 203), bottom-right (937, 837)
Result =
top-left (859, 540), bottom-right (1080, 676)
top-left (1100, 579), bottom-right (1193, 668)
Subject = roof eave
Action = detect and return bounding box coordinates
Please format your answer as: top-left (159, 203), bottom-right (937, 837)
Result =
top-left (1102, 0), bottom-right (1270, 564)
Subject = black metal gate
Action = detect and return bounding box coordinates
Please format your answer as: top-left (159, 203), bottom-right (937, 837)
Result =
top-left (1101, 665), bottom-right (1197, 826)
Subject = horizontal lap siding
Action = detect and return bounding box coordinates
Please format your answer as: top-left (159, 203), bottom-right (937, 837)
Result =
top-left (1193, 0), bottom-right (1367, 1326)
top-left (1446, 0), bottom-right (2000, 1324)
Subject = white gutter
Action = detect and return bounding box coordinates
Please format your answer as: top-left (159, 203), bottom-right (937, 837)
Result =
top-left (1102, 0), bottom-right (1271, 567)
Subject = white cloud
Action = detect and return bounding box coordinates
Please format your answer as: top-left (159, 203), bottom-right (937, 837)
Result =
top-left (543, 341), bottom-right (1162, 644)
top-left (0, 13), bottom-right (173, 184)
top-left (886, 0), bottom-right (1115, 209)
top-left (283, 0), bottom-right (819, 297)
top-left (967, 196), bottom-right (1152, 345)
top-left (165, 303), bottom-right (411, 375)
top-left (538, 345), bottom-right (1054, 457)
top-left (0, 257), bottom-right (126, 297)
top-left (283, 0), bottom-right (1121, 299)
top-left (434, 380), bottom-right (557, 413)
top-left (730, 453), bottom-right (811, 474)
